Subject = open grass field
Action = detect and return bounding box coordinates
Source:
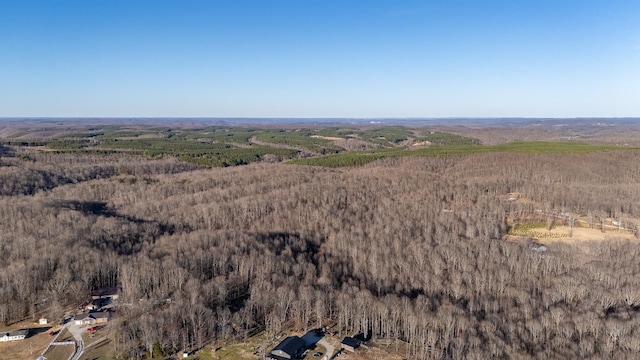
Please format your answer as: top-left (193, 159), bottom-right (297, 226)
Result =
top-left (510, 224), bottom-right (637, 243)
top-left (290, 141), bottom-right (635, 167)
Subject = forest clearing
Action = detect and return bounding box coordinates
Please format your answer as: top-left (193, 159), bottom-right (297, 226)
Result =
top-left (508, 224), bottom-right (637, 243)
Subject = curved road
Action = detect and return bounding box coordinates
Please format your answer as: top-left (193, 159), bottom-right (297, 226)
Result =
top-left (67, 323), bottom-right (85, 360)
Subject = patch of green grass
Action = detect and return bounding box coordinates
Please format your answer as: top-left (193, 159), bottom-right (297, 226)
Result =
top-left (420, 131), bottom-right (481, 145)
top-left (181, 127), bottom-right (260, 144)
top-left (510, 223), bottom-right (549, 233)
top-left (176, 146), bottom-right (297, 167)
top-left (314, 127), bottom-right (359, 138)
top-left (359, 126), bottom-right (414, 145)
top-left (254, 131), bottom-right (343, 154)
top-left (290, 141), bottom-right (635, 167)
top-left (48, 139), bottom-right (93, 149)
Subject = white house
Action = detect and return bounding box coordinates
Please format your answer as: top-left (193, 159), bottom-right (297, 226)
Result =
top-left (0, 329), bottom-right (28, 342)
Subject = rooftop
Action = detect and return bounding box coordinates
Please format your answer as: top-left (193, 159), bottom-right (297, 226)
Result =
top-left (341, 337), bottom-right (361, 348)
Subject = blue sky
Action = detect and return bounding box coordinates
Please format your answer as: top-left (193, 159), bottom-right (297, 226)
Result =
top-left (1, 0), bottom-right (639, 118)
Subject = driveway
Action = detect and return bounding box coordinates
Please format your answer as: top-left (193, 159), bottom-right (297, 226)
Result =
top-left (317, 338), bottom-right (335, 360)
top-left (301, 329), bottom-right (336, 360)
top-left (67, 323), bottom-right (85, 360)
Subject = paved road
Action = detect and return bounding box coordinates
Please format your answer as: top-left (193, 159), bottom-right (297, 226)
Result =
top-left (67, 323), bottom-right (85, 360)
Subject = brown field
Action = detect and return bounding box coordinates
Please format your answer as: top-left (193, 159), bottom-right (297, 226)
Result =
top-left (42, 343), bottom-right (75, 360)
top-left (56, 328), bottom-right (75, 342)
top-left (0, 322), bottom-right (56, 360)
top-left (410, 140), bottom-right (432, 147)
top-left (79, 338), bottom-right (114, 360)
top-left (509, 225), bottom-right (637, 243)
top-left (310, 135), bottom-right (343, 141)
top-left (81, 327), bottom-right (107, 347)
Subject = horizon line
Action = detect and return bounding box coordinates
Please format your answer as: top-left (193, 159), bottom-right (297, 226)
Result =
top-left (2, 116), bottom-right (639, 120)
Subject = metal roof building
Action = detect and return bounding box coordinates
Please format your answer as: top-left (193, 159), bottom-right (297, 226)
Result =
top-left (340, 336), bottom-right (361, 352)
top-left (266, 336), bottom-right (306, 360)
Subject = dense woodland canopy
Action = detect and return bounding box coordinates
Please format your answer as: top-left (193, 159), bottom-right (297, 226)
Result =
top-left (2, 123), bottom-right (640, 359)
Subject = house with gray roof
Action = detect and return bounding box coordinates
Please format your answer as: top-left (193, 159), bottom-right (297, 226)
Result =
top-left (74, 311), bottom-right (110, 325)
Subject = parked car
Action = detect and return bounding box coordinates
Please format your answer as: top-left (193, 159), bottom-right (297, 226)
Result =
top-left (87, 326), bottom-right (98, 332)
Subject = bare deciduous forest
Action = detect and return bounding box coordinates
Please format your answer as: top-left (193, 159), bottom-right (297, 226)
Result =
top-left (2, 121), bottom-right (640, 359)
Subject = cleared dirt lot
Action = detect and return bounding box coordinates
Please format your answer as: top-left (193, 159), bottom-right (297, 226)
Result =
top-left (515, 225), bottom-right (637, 243)
top-left (310, 135), bottom-right (343, 141)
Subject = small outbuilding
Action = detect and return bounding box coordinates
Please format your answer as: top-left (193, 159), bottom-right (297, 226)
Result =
top-left (340, 337), bottom-right (361, 353)
top-left (266, 336), bottom-right (306, 360)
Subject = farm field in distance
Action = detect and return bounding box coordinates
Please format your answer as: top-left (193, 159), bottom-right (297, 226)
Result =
top-left (2, 118), bottom-right (640, 360)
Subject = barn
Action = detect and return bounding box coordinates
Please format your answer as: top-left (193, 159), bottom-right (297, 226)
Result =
top-left (340, 337), bottom-right (361, 352)
top-left (266, 336), bottom-right (306, 360)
